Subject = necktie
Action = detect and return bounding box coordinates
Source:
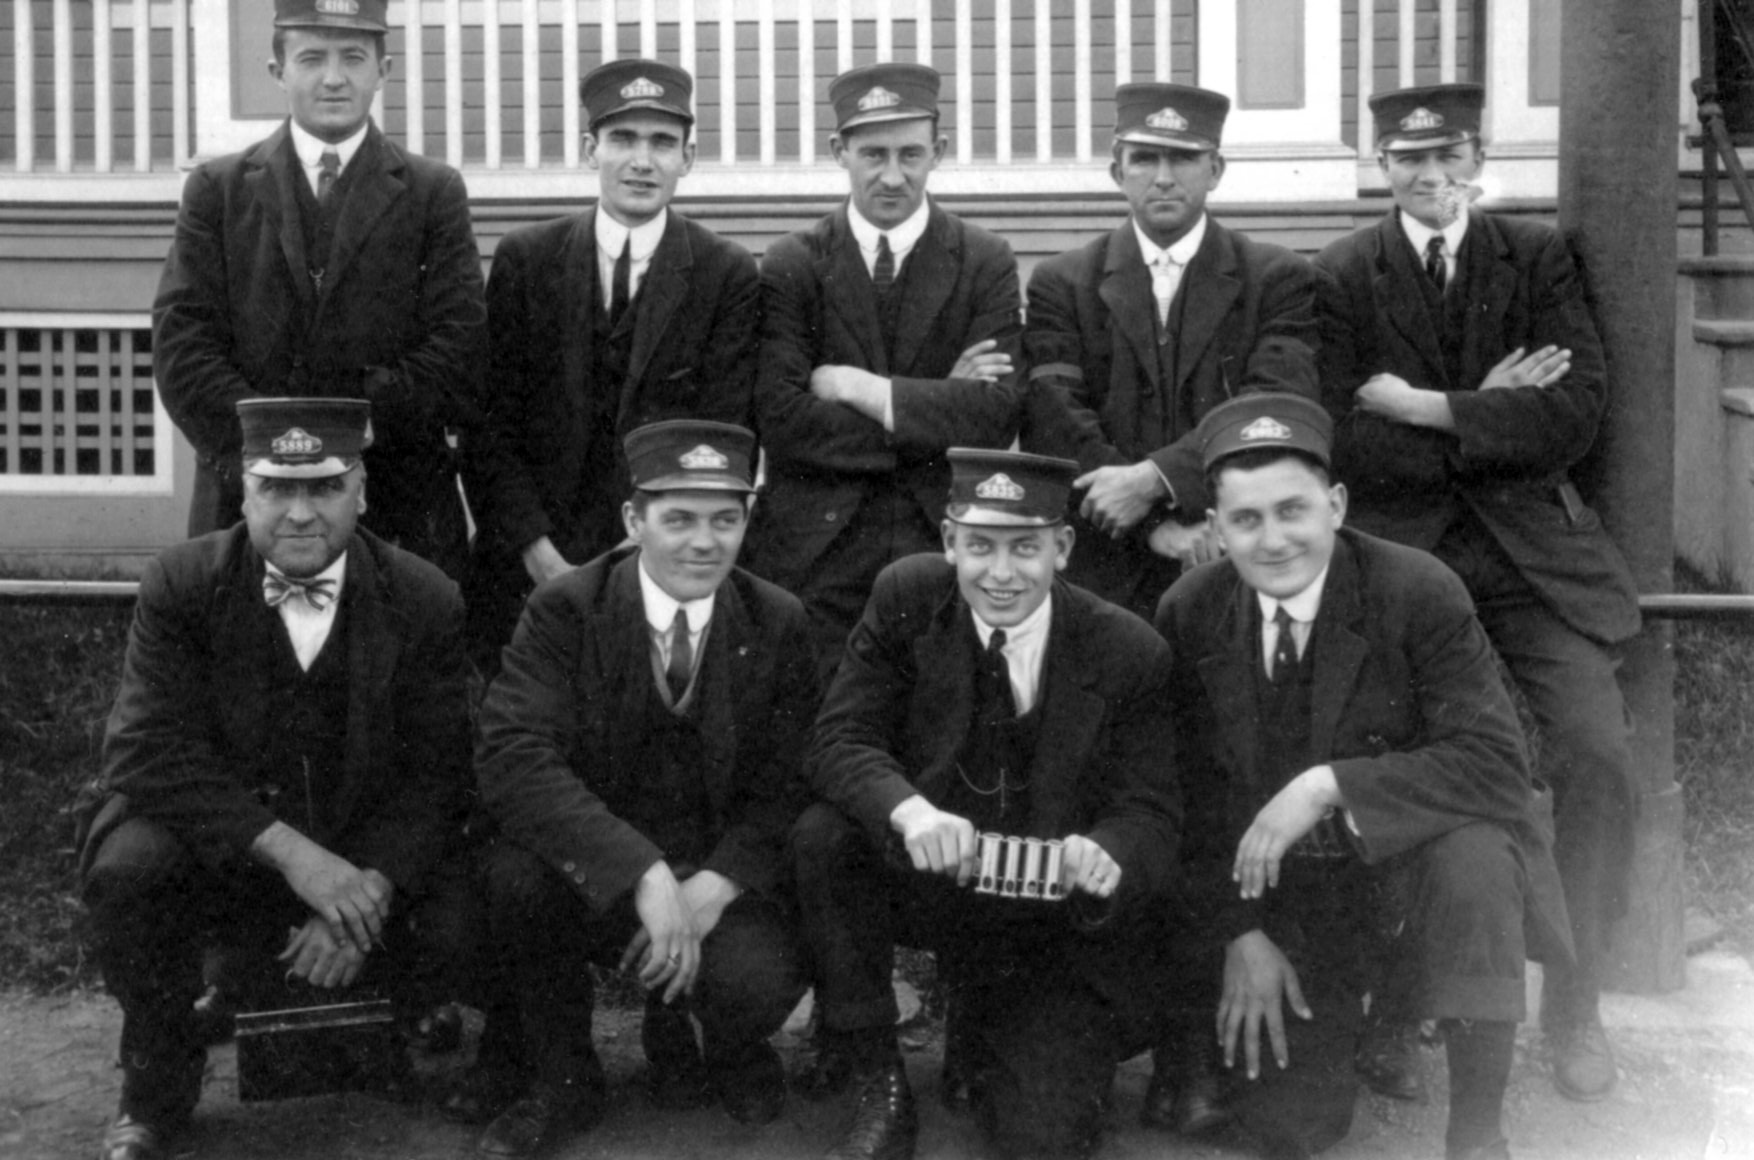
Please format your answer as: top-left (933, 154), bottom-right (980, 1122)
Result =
top-left (610, 235), bottom-right (632, 327)
top-left (1270, 605), bottom-right (1298, 685)
top-left (981, 630), bottom-right (1017, 721)
top-left (318, 149), bottom-right (340, 206)
top-left (873, 234), bottom-right (895, 295)
top-left (264, 572), bottom-right (337, 612)
top-left (666, 607), bottom-right (693, 703)
top-left (1424, 234), bottom-right (1447, 292)
top-left (1151, 253), bottom-right (1182, 327)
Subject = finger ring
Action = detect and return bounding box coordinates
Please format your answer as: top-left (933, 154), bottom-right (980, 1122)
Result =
top-left (666, 952), bottom-right (680, 964)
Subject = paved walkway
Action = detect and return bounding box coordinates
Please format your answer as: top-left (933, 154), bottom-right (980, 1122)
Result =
top-left (4, 954), bottom-right (1752, 1160)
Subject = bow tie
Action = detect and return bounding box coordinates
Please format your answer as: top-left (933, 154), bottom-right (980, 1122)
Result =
top-left (263, 572), bottom-right (337, 611)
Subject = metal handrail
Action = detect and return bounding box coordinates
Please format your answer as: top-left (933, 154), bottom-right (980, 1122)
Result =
top-left (1695, 0), bottom-right (1754, 255)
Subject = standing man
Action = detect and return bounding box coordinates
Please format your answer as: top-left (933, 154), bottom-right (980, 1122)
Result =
top-left (1314, 83), bottom-right (1638, 1102)
top-left (465, 59), bottom-right (760, 660)
top-left (152, 0), bottom-right (486, 581)
top-left (1024, 84), bottom-right (1319, 621)
top-left (1156, 394), bottom-right (1570, 1160)
top-left (80, 398), bottom-right (475, 1160)
top-left (795, 449), bottom-right (1180, 1160)
top-left (471, 421), bottom-right (816, 1156)
top-left (747, 63), bottom-right (1025, 678)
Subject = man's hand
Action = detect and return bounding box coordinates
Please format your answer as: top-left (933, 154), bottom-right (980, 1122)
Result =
top-left (521, 535), bottom-right (574, 586)
top-left (809, 364), bottom-right (892, 425)
top-left (1354, 373), bottom-right (1454, 430)
top-left (1233, 765), bottom-right (1341, 900)
top-left (251, 822), bottom-right (393, 951)
top-left (1059, 834), bottom-right (1122, 898)
top-left (1480, 345), bottom-right (1570, 391)
top-left (678, 869), bottom-right (742, 942)
top-left (279, 915), bottom-right (368, 989)
top-left (1218, 930), bottom-right (1312, 1079)
top-left (1148, 517), bottom-right (1222, 569)
top-left (889, 795), bottom-right (978, 884)
top-left (1073, 462), bottom-right (1167, 536)
top-left (620, 861), bottom-right (702, 1005)
top-left (949, 339), bottom-right (1015, 383)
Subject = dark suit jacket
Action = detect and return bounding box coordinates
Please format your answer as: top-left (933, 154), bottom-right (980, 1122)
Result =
top-left (1155, 528), bottom-right (1568, 958)
top-left (1314, 210), bottom-right (1640, 644)
top-left (809, 554), bottom-right (1181, 1005)
top-left (1023, 217), bottom-right (1319, 614)
top-left (746, 202), bottom-right (1023, 590)
top-left (89, 525), bottom-right (471, 897)
top-left (465, 208), bottom-right (759, 571)
top-left (475, 549), bottom-right (819, 913)
top-left (152, 122), bottom-right (487, 577)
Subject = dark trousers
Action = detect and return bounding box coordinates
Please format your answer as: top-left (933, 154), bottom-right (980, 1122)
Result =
top-left (480, 839), bottom-right (806, 1099)
top-left (793, 803), bottom-right (1153, 1157)
top-left (1218, 822), bottom-right (1531, 1157)
top-left (82, 816), bottom-right (476, 1124)
top-left (1435, 520), bottom-right (1637, 1010)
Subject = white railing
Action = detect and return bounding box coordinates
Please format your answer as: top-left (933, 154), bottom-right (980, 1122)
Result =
top-left (1, 0), bottom-right (1573, 203)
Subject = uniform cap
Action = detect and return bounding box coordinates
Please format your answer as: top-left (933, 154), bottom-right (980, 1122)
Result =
top-left (1114, 83), bottom-right (1229, 151)
top-left (946, 448), bottom-right (1080, 527)
top-left (624, 420), bottom-right (756, 493)
top-left (1369, 83), bottom-right (1484, 152)
top-left (273, 0), bottom-right (389, 34)
top-left (239, 397), bottom-right (372, 479)
top-left (581, 59), bottom-right (695, 130)
top-left (1198, 394), bottom-right (1332, 473)
top-left (829, 63), bottom-right (941, 133)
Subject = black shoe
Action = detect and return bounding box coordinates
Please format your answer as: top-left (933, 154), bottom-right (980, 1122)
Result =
top-left (797, 1038), bottom-right (856, 1101)
top-left (1547, 1015), bottom-right (1617, 1102)
top-left (98, 1113), bottom-right (172, 1160)
top-left (825, 1061), bottom-right (917, 1160)
top-left (1140, 1043), bottom-right (1230, 1136)
top-left (712, 1041), bottom-right (787, 1126)
top-left (1356, 1016), bottom-right (1426, 1102)
top-left (412, 1002), bottom-right (466, 1054)
top-left (476, 1082), bottom-right (600, 1157)
top-left (440, 1064), bottom-right (524, 1125)
top-left (642, 1000), bottom-right (711, 1110)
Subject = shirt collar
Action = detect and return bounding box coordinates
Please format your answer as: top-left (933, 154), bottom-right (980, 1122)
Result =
top-left (1133, 212), bottom-right (1208, 270)
top-left (264, 550), bottom-right (349, 597)
top-left (595, 208), bottom-right (669, 263)
top-left (1255, 562), bottom-right (1330, 628)
top-left (289, 118), bottom-right (369, 174)
top-left (637, 553), bottom-right (715, 634)
top-left (1397, 206), bottom-right (1470, 260)
top-left (847, 196), bottom-right (932, 257)
top-left (971, 591), bottom-right (1053, 653)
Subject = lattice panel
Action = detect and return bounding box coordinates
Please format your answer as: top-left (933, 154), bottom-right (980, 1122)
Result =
top-left (0, 326), bottom-right (157, 478)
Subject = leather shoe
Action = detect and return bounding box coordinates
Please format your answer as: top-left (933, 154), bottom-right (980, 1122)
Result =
top-left (1140, 1044), bottom-right (1230, 1136)
top-left (98, 1113), bottom-right (171, 1160)
top-left (476, 1082), bottom-right (600, 1157)
top-left (440, 1064), bottom-right (524, 1125)
top-left (825, 1060), bottom-right (917, 1160)
top-left (1355, 1016), bottom-right (1426, 1101)
top-left (712, 1042), bottom-right (787, 1126)
top-left (1547, 1016), bottom-right (1617, 1102)
top-left (413, 1002), bottom-right (466, 1054)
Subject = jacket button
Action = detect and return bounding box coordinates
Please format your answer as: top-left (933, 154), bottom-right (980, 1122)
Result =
top-left (574, 873), bottom-right (586, 884)
top-left (562, 861), bottom-right (575, 872)
top-left (825, 511), bottom-right (837, 522)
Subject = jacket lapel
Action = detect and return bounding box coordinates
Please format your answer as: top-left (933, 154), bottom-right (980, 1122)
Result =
top-left (1173, 222), bottom-right (1242, 396)
top-left (563, 211), bottom-right (601, 418)
top-left (1458, 212), bottom-right (1519, 393)
top-left (1306, 537), bottom-right (1368, 762)
top-left (332, 538), bottom-right (400, 834)
top-left (251, 125), bottom-right (314, 314)
top-left (1371, 212), bottom-right (1450, 388)
top-left (692, 579), bottom-right (745, 817)
top-left (625, 211), bottom-right (692, 400)
top-left (595, 554), bottom-right (655, 729)
top-left (889, 204), bottom-right (959, 375)
top-left (1026, 589), bottom-right (1105, 836)
top-left (910, 598), bottom-right (977, 800)
top-left (1099, 223), bottom-right (1164, 395)
top-left (819, 207), bottom-right (890, 376)
top-left (319, 127), bottom-right (406, 307)
top-left (1197, 580), bottom-right (1263, 796)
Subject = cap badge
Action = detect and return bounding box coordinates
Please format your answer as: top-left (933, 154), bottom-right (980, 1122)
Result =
top-left (620, 76), bottom-right (665, 100)
top-left (858, 85), bottom-right (902, 112)
top-left (1239, 416), bottom-right (1294, 443)
top-left (974, 473), bottom-right (1025, 502)
top-left (1400, 107), bottom-right (1444, 132)
top-left (679, 444), bottom-right (730, 471)
top-left (1146, 107), bottom-right (1189, 132)
top-left (271, 427), bottom-right (323, 457)
top-left (315, 0), bottom-right (361, 14)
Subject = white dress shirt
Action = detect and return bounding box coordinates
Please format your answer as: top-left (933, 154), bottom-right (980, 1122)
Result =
top-left (595, 208), bottom-right (669, 312)
top-left (847, 197), bottom-right (932, 281)
top-left (268, 552), bottom-right (348, 672)
top-left (288, 119), bottom-right (369, 198)
top-left (1256, 564), bottom-right (1330, 677)
top-left (1397, 208), bottom-right (1470, 289)
top-left (1134, 212), bottom-right (1208, 327)
top-left (971, 594), bottom-right (1053, 716)
top-left (638, 554), bottom-right (713, 679)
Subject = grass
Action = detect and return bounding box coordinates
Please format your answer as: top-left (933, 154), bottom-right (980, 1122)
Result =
top-left (2, 569), bottom-right (1753, 990)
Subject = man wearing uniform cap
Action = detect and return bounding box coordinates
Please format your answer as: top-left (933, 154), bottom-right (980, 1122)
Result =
top-left (153, 0), bottom-right (486, 582)
top-left (746, 62), bottom-right (1026, 683)
top-left (77, 398), bottom-right (475, 1160)
top-left (471, 420), bottom-right (815, 1155)
top-left (1023, 82), bottom-right (1319, 623)
top-left (794, 448), bottom-right (1179, 1159)
top-left (465, 58), bottom-right (760, 667)
top-left (1153, 393), bottom-right (1570, 1160)
top-left (1313, 82), bottom-right (1638, 1103)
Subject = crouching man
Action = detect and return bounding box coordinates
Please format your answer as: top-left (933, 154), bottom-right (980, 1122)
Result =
top-left (795, 449), bottom-right (1180, 1160)
top-left (80, 398), bottom-right (475, 1160)
top-left (470, 420), bottom-right (817, 1155)
top-left (1154, 394), bottom-right (1571, 1160)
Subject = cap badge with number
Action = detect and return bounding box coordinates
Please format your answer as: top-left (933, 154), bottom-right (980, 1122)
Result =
top-left (1147, 107), bottom-right (1189, 132)
top-left (859, 86), bottom-right (902, 112)
top-left (975, 473), bottom-right (1026, 503)
top-left (679, 444), bottom-right (730, 471)
top-left (272, 428), bottom-right (322, 457)
top-left (1240, 416), bottom-right (1294, 443)
top-left (1400, 107), bottom-right (1443, 132)
top-left (621, 76), bottom-right (665, 100)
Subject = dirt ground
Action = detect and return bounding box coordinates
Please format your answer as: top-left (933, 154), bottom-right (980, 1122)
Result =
top-left (4, 954), bottom-right (1753, 1160)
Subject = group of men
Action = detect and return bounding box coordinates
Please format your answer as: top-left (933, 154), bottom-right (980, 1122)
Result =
top-left (78, 1), bottom-right (1644, 1159)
